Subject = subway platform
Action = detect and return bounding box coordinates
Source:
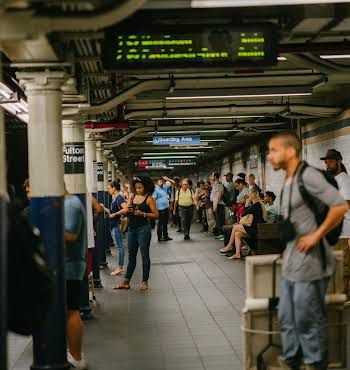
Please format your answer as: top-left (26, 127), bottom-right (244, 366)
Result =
top-left (8, 224), bottom-right (350, 370)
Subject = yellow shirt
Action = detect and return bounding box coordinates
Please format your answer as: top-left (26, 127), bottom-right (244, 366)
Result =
top-left (176, 188), bottom-right (194, 207)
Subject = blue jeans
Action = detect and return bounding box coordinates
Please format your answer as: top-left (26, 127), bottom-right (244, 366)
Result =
top-left (278, 278), bottom-right (329, 370)
top-left (111, 225), bottom-right (124, 267)
top-left (125, 224), bottom-right (152, 283)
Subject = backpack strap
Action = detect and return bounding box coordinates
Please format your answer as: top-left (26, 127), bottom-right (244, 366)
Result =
top-left (297, 161), bottom-right (326, 270)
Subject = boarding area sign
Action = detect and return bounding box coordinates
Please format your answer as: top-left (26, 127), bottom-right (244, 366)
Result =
top-left (153, 135), bottom-right (200, 145)
top-left (102, 24), bottom-right (277, 71)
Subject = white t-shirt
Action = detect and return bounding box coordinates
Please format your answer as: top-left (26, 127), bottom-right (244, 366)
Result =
top-left (335, 172), bottom-right (350, 238)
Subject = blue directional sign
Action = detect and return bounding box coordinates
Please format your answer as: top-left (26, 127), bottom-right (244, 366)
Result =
top-left (153, 135), bottom-right (200, 145)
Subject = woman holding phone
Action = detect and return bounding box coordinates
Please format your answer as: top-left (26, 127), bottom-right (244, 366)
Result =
top-left (112, 176), bottom-right (158, 290)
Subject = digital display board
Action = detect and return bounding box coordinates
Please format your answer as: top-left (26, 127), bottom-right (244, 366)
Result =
top-left (102, 24), bottom-right (277, 71)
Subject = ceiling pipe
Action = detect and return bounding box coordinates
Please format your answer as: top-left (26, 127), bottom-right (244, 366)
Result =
top-left (125, 104), bottom-right (341, 120)
top-left (62, 74), bottom-right (325, 118)
top-left (0, 0), bottom-right (146, 40)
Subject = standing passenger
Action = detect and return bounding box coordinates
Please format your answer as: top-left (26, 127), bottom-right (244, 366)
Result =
top-left (64, 188), bottom-right (87, 369)
top-left (268, 132), bottom-right (347, 370)
top-left (100, 181), bottom-right (126, 276)
top-left (321, 149), bottom-right (350, 300)
top-left (174, 179), bottom-right (196, 240)
top-left (153, 176), bottom-right (175, 242)
top-left (210, 172), bottom-right (225, 240)
top-left (115, 177), bottom-right (158, 291)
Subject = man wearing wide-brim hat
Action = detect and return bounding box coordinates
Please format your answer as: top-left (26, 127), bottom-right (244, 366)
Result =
top-left (321, 148), bottom-right (350, 302)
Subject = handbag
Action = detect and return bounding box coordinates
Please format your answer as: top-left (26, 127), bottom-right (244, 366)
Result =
top-left (239, 214), bottom-right (253, 227)
top-left (120, 216), bottom-right (129, 233)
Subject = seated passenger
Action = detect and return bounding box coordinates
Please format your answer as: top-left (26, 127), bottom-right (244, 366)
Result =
top-left (264, 191), bottom-right (278, 224)
top-left (219, 190), bottom-right (267, 258)
top-left (234, 178), bottom-right (250, 205)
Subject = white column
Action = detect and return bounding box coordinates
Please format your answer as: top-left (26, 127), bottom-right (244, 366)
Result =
top-left (62, 120), bottom-right (86, 195)
top-left (103, 151), bottom-right (109, 189)
top-left (96, 141), bottom-right (104, 193)
top-left (85, 133), bottom-right (97, 194)
top-left (112, 160), bottom-right (117, 181)
top-left (17, 72), bottom-right (66, 197)
top-left (17, 71), bottom-right (69, 369)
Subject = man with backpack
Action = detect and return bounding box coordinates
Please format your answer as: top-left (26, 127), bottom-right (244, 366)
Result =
top-left (210, 172), bottom-right (228, 241)
top-left (321, 149), bottom-right (350, 300)
top-left (268, 132), bottom-right (348, 370)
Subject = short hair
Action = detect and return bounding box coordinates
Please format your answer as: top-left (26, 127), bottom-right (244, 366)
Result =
top-left (249, 174), bottom-right (255, 179)
top-left (131, 176), bottom-right (155, 194)
top-left (265, 191), bottom-right (276, 202)
top-left (212, 172), bottom-right (220, 179)
top-left (234, 178), bottom-right (246, 185)
top-left (109, 180), bottom-right (121, 191)
top-left (270, 131), bottom-right (301, 152)
top-left (237, 172), bottom-right (246, 180)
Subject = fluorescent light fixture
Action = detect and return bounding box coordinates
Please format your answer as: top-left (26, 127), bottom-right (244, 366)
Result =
top-left (142, 156), bottom-right (196, 160)
top-left (151, 115), bottom-right (264, 121)
top-left (278, 56), bottom-right (287, 61)
top-left (0, 82), bottom-right (29, 123)
top-left (320, 54), bottom-right (350, 59)
top-left (143, 152), bottom-right (203, 155)
top-left (192, 0), bottom-right (350, 7)
top-left (148, 129), bottom-right (240, 134)
top-left (170, 145), bottom-right (214, 149)
top-left (166, 86), bottom-right (312, 100)
top-left (201, 139), bottom-right (226, 142)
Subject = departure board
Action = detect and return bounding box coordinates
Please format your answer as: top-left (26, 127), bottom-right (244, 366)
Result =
top-left (102, 25), bottom-right (277, 71)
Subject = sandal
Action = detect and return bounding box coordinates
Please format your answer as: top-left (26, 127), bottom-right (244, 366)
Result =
top-left (111, 268), bottom-right (124, 276)
top-left (139, 282), bottom-right (149, 291)
top-left (113, 282), bottom-right (130, 290)
top-left (227, 254), bottom-right (241, 260)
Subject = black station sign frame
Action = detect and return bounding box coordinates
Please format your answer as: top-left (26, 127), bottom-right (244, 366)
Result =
top-left (102, 23), bottom-right (278, 72)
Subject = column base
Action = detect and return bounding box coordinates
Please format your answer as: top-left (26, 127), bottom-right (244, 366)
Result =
top-left (31, 363), bottom-right (71, 370)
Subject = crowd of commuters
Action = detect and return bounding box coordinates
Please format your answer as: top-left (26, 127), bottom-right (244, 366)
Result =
top-left (14, 130), bottom-right (350, 370)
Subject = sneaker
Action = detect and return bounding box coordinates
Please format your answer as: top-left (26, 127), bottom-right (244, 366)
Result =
top-left (164, 237), bottom-right (173, 241)
top-left (184, 235), bottom-right (190, 240)
top-left (278, 356), bottom-right (298, 370)
top-left (176, 229), bottom-right (182, 233)
top-left (217, 235), bottom-right (225, 241)
top-left (67, 351), bottom-right (87, 369)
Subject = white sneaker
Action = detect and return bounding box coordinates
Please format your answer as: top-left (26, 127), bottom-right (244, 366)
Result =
top-left (67, 351), bottom-right (87, 369)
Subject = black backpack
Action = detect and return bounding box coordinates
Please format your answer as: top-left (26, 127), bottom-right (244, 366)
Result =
top-left (220, 183), bottom-right (230, 204)
top-left (297, 161), bottom-right (343, 246)
top-left (7, 203), bottom-right (54, 335)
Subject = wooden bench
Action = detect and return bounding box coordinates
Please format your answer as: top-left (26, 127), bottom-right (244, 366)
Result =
top-left (242, 223), bottom-right (281, 255)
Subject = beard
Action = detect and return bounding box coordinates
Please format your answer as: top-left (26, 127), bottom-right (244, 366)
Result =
top-left (327, 168), bottom-right (337, 175)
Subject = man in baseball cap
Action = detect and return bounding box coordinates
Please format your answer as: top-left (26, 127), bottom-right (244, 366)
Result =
top-left (321, 148), bottom-right (350, 302)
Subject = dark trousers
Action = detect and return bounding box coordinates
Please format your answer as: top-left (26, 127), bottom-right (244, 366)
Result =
top-left (200, 206), bottom-right (208, 231)
top-left (214, 204), bottom-right (225, 236)
top-left (125, 224), bottom-right (152, 283)
top-left (157, 208), bottom-right (169, 239)
top-left (179, 205), bottom-right (194, 238)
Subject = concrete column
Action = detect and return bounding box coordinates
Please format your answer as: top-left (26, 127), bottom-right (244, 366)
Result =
top-left (0, 57), bottom-right (8, 370)
top-left (85, 135), bottom-right (103, 288)
top-left (62, 121), bottom-right (92, 321)
top-left (111, 160), bottom-right (117, 181)
top-left (17, 71), bottom-right (69, 370)
top-left (96, 141), bottom-right (108, 270)
top-left (103, 151), bottom-right (112, 256)
top-left (108, 159), bottom-right (113, 183)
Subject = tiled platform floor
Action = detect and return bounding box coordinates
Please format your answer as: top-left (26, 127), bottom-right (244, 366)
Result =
top-left (8, 224), bottom-right (350, 370)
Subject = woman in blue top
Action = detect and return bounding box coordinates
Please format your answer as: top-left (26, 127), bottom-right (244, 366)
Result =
top-left (101, 181), bottom-right (126, 276)
top-left (113, 176), bottom-right (159, 291)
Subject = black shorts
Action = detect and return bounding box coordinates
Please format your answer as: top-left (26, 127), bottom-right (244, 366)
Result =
top-left (66, 280), bottom-right (81, 311)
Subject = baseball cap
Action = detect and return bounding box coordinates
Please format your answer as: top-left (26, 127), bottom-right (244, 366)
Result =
top-left (320, 149), bottom-right (343, 161)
